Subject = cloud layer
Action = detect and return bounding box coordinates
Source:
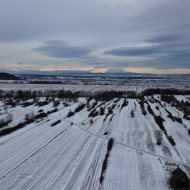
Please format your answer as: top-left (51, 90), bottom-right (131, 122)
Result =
top-left (33, 41), bottom-right (91, 58)
top-left (0, 0), bottom-right (189, 74)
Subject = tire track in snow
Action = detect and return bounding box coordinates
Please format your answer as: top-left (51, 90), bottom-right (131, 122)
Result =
top-left (1, 127), bottom-right (82, 190)
top-left (25, 134), bottom-right (92, 190)
top-left (24, 102), bottom-right (190, 167)
top-left (64, 118), bottom-right (190, 167)
top-left (0, 127), bottom-right (69, 181)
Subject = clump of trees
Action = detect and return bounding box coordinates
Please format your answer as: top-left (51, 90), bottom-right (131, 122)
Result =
top-left (93, 91), bottom-right (124, 101)
top-left (103, 106), bottom-right (114, 121)
top-left (87, 100), bottom-right (98, 111)
top-left (131, 110), bottom-right (134, 118)
top-left (154, 116), bottom-right (166, 132)
top-left (147, 103), bottom-right (155, 116)
top-left (51, 120), bottom-right (61, 127)
top-left (0, 112), bottom-right (34, 137)
top-left (154, 115), bottom-right (176, 146)
top-left (75, 103), bottom-right (86, 113)
top-left (160, 94), bottom-right (189, 122)
top-left (53, 100), bottom-right (60, 107)
top-left (36, 100), bottom-right (49, 107)
top-left (99, 107), bottom-right (105, 115)
top-left (34, 112), bottom-right (48, 119)
top-left (22, 101), bottom-right (34, 107)
top-left (155, 106), bottom-right (159, 111)
top-left (100, 138), bottom-right (114, 184)
top-left (168, 135), bottom-right (176, 146)
top-left (0, 88), bottom-right (190, 102)
top-left (25, 111), bottom-right (35, 124)
top-left (106, 107), bottom-right (113, 117)
top-left (67, 110), bottom-right (75, 118)
top-left (107, 138), bottom-right (114, 151)
top-left (88, 109), bottom-right (99, 117)
top-left (47, 108), bottom-right (58, 115)
top-left (165, 108), bottom-right (183, 124)
top-left (0, 113), bottom-right (13, 128)
top-left (121, 98), bottom-right (128, 109)
top-left (138, 98), bottom-right (147, 116)
top-left (143, 88), bottom-right (190, 96)
top-left (155, 130), bottom-right (163, 145)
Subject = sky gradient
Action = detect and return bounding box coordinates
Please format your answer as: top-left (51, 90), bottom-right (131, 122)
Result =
top-left (0, 0), bottom-right (190, 74)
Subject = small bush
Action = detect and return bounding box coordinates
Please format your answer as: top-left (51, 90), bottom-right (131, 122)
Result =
top-left (0, 120), bottom-right (10, 129)
top-left (107, 138), bottom-right (114, 151)
top-left (155, 130), bottom-right (162, 145)
top-left (155, 106), bottom-right (159, 110)
top-left (147, 104), bottom-right (155, 116)
top-left (88, 109), bottom-right (99, 117)
top-left (131, 110), bottom-right (134, 118)
top-left (102, 152), bottom-right (109, 171)
top-left (139, 99), bottom-right (147, 116)
top-left (51, 120), bottom-right (61, 126)
top-left (67, 110), bottom-right (74, 117)
top-left (90, 119), bottom-right (93, 124)
top-left (36, 101), bottom-right (49, 107)
top-left (121, 98), bottom-right (128, 109)
top-left (75, 103), bottom-right (86, 112)
top-left (107, 107), bottom-right (113, 115)
top-left (22, 101), bottom-right (34, 107)
top-left (53, 100), bottom-right (60, 107)
top-left (168, 135), bottom-right (176, 146)
top-left (88, 100), bottom-right (98, 111)
top-left (25, 118), bottom-right (34, 124)
top-left (154, 116), bottom-right (166, 132)
top-left (99, 107), bottom-right (105, 115)
top-left (47, 108), bottom-right (58, 115)
top-left (34, 112), bottom-right (48, 119)
top-left (99, 138), bottom-right (114, 184)
top-left (174, 117), bottom-right (182, 124)
top-left (0, 118), bottom-right (35, 137)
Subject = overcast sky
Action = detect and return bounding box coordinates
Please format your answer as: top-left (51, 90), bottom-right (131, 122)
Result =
top-left (0, 0), bottom-right (190, 74)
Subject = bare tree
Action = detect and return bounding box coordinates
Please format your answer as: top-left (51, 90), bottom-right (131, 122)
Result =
top-left (6, 113), bottom-right (13, 122)
top-left (155, 130), bottom-right (163, 145)
top-left (3, 103), bottom-right (8, 114)
top-left (25, 113), bottom-right (30, 121)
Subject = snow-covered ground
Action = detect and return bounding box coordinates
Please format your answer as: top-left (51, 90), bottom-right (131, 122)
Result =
top-left (0, 78), bottom-right (190, 93)
top-left (0, 96), bottom-right (190, 190)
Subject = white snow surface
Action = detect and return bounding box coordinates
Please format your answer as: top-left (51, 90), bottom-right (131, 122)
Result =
top-left (0, 96), bottom-right (190, 190)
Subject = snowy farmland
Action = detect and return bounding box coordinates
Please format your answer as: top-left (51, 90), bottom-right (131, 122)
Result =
top-left (0, 95), bottom-right (190, 190)
top-left (0, 75), bottom-right (190, 93)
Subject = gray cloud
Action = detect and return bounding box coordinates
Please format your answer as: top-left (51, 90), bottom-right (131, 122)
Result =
top-left (102, 30), bottom-right (190, 69)
top-left (0, 0), bottom-right (190, 73)
top-left (33, 40), bottom-right (91, 58)
top-left (104, 46), bottom-right (162, 56)
top-left (147, 34), bottom-right (187, 44)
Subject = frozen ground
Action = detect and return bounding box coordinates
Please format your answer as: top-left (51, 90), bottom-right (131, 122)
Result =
top-left (0, 96), bottom-right (190, 190)
top-left (0, 76), bottom-right (190, 93)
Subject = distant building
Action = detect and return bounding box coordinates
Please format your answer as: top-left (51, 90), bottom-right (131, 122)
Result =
top-left (171, 167), bottom-right (189, 188)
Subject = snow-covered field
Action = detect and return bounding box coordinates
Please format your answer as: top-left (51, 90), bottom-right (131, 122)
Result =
top-left (0, 96), bottom-right (190, 190)
top-left (0, 77), bottom-right (190, 93)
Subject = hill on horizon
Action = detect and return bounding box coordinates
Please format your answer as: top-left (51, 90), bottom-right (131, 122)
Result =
top-left (0, 72), bottom-right (21, 80)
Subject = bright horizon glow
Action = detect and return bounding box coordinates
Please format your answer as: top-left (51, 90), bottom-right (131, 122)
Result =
top-left (6, 66), bottom-right (190, 74)
top-left (124, 67), bottom-right (190, 74)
